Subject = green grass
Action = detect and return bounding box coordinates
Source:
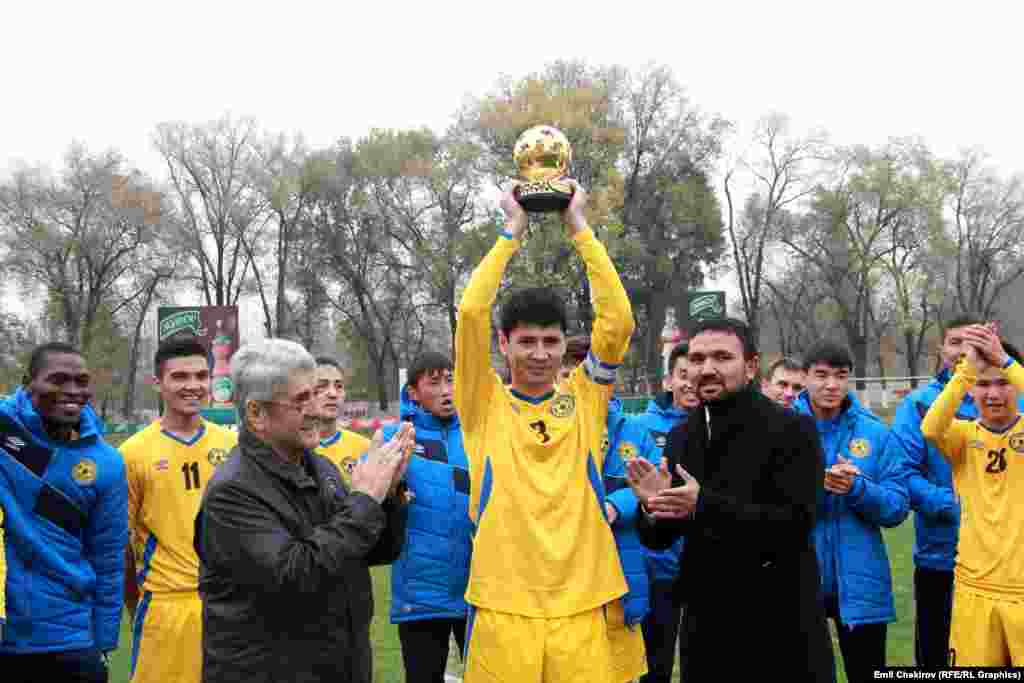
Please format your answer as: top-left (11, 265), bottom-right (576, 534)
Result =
top-left (108, 521), bottom-right (919, 682)
top-left (104, 416), bottom-right (919, 682)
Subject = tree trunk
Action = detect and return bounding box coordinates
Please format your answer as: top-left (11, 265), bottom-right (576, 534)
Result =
top-left (851, 336), bottom-right (869, 391)
top-left (121, 280), bottom-right (159, 419)
top-left (645, 295), bottom-right (668, 386)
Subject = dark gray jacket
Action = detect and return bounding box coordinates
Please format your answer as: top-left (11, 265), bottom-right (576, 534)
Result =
top-left (194, 429), bottom-right (406, 683)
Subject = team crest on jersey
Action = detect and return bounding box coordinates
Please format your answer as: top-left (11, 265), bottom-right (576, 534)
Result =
top-left (342, 457), bottom-right (357, 475)
top-left (968, 440), bottom-right (986, 451)
top-left (848, 438), bottom-right (871, 459)
top-left (1009, 433), bottom-right (1024, 454)
top-left (155, 458), bottom-right (169, 471)
top-left (207, 448), bottom-right (229, 466)
top-left (324, 475), bottom-right (339, 495)
top-left (549, 394), bottom-right (575, 418)
top-left (618, 441), bottom-right (639, 462)
top-left (652, 432), bottom-right (667, 449)
top-left (72, 458), bottom-right (97, 485)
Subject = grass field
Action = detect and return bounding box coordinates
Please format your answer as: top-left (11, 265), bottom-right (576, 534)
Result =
top-left (106, 520), bottom-right (918, 682)
top-left (105, 406), bottom-right (916, 682)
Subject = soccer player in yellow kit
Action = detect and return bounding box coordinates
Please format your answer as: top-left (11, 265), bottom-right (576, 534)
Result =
top-left (921, 324), bottom-right (1024, 666)
top-left (456, 180), bottom-right (635, 683)
top-left (120, 337), bottom-right (238, 683)
top-left (314, 356), bottom-right (371, 483)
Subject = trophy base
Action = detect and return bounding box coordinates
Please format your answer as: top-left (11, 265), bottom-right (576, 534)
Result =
top-left (515, 179), bottom-right (574, 213)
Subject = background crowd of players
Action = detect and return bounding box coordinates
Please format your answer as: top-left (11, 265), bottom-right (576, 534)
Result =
top-left (1, 181), bottom-right (1023, 682)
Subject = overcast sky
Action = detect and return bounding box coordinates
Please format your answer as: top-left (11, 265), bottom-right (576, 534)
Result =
top-left (3, 0), bottom-right (1021, 322)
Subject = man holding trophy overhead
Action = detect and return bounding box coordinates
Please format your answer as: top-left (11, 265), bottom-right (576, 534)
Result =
top-left (455, 125), bottom-right (641, 683)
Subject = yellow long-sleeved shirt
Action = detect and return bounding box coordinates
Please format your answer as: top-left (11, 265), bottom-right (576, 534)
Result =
top-left (921, 358), bottom-right (1024, 595)
top-left (455, 227), bottom-right (635, 618)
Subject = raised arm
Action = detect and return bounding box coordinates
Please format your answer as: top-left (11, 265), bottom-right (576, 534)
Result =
top-left (920, 361), bottom-right (974, 462)
top-left (563, 183), bottom-right (634, 394)
top-left (453, 194), bottom-right (525, 434)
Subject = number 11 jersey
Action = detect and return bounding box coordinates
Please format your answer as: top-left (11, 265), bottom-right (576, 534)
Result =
top-left (121, 421), bottom-right (238, 594)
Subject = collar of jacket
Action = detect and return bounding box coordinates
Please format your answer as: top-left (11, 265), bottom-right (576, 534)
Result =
top-left (793, 391), bottom-right (858, 430)
top-left (11, 386), bottom-right (102, 445)
top-left (398, 385), bottom-right (459, 431)
top-left (694, 382), bottom-right (759, 443)
top-left (647, 391), bottom-right (686, 420)
top-left (239, 426), bottom-right (319, 490)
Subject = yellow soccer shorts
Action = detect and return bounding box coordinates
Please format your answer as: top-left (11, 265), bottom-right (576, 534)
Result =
top-left (949, 586), bottom-right (1024, 666)
top-left (131, 591), bottom-right (203, 683)
top-left (464, 604), bottom-right (621, 683)
top-left (606, 599), bottom-right (647, 683)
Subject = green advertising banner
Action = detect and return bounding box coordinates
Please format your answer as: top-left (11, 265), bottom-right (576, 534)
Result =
top-left (685, 291), bottom-right (726, 327)
top-left (157, 306), bottom-right (240, 409)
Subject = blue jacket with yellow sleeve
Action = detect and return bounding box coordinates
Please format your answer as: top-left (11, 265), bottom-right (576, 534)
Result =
top-left (0, 388), bottom-right (128, 653)
top-left (384, 386), bottom-right (472, 623)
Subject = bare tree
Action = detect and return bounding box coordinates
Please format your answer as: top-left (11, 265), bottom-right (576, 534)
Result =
top-left (723, 113), bottom-right (827, 343)
top-left (154, 116), bottom-right (266, 306)
top-left (947, 149), bottom-right (1024, 317)
top-left (0, 145), bottom-right (163, 352)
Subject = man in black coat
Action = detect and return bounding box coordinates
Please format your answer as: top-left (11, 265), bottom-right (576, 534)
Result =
top-left (194, 339), bottom-right (413, 683)
top-left (628, 318), bottom-right (834, 682)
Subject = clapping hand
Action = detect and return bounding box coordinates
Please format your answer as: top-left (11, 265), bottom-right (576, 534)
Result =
top-left (824, 454), bottom-right (861, 496)
top-left (626, 457), bottom-right (672, 509)
top-left (645, 464), bottom-right (701, 519)
top-left (353, 422), bottom-right (416, 503)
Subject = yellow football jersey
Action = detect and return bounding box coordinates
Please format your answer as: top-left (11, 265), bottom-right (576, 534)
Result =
top-left (454, 228), bottom-right (635, 618)
top-left (921, 359), bottom-right (1024, 595)
top-left (121, 420), bottom-right (238, 594)
top-left (318, 429), bottom-right (371, 484)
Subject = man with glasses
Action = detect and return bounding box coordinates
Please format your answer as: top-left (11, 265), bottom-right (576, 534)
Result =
top-left (194, 339), bottom-right (415, 683)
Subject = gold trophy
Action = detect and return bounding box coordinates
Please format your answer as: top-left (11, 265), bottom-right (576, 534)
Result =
top-left (512, 125), bottom-right (574, 213)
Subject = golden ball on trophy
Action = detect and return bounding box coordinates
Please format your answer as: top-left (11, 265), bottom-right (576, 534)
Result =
top-left (512, 125), bottom-right (574, 213)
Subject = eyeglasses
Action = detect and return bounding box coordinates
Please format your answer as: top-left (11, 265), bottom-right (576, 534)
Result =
top-left (263, 392), bottom-right (317, 413)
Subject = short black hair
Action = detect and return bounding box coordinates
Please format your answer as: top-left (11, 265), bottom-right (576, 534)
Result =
top-left (689, 318), bottom-right (757, 359)
top-left (315, 356), bottom-right (343, 371)
top-left (943, 313), bottom-right (984, 338)
top-left (27, 342), bottom-right (81, 381)
top-left (1003, 339), bottom-right (1023, 366)
top-left (667, 342), bottom-right (689, 375)
top-left (802, 341), bottom-right (854, 372)
top-left (499, 288), bottom-right (568, 338)
top-left (155, 337), bottom-right (209, 377)
top-left (407, 351), bottom-right (453, 388)
top-left (767, 356), bottom-right (803, 379)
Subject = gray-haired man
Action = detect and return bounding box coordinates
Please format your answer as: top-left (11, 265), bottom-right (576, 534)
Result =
top-left (194, 339), bottom-right (414, 683)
